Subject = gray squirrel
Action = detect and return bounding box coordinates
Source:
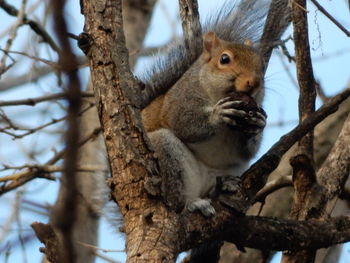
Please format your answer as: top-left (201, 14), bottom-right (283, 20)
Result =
top-left (138, 0), bottom-right (285, 216)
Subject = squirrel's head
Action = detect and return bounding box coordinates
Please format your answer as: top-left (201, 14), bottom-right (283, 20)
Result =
top-left (200, 32), bottom-right (264, 104)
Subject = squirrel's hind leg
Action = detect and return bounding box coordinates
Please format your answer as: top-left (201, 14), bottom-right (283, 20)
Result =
top-left (148, 128), bottom-right (216, 216)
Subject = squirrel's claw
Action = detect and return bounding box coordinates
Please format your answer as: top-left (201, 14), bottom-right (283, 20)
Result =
top-left (244, 110), bottom-right (266, 129)
top-left (215, 97), bottom-right (267, 134)
top-left (211, 99), bottom-right (249, 127)
top-left (186, 198), bottom-right (216, 217)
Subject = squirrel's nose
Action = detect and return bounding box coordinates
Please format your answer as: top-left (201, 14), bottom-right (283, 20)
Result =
top-left (236, 75), bottom-right (261, 94)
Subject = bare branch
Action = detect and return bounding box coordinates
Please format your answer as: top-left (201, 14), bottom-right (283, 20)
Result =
top-left (0, 164), bottom-right (107, 182)
top-left (180, 207), bottom-right (350, 252)
top-left (0, 65), bottom-right (53, 91)
top-left (0, 0), bottom-right (27, 74)
top-left (293, 0), bottom-right (316, 158)
top-left (318, 113), bottom-right (350, 199)
top-left (255, 175), bottom-right (292, 203)
top-left (242, 85), bottom-right (350, 202)
top-left (0, 92), bottom-right (93, 107)
top-left (0, 168), bottom-right (55, 196)
top-left (46, 0), bottom-right (84, 257)
top-left (0, 49), bottom-right (60, 68)
top-left (281, 1), bottom-right (317, 260)
top-left (81, 0), bottom-right (167, 260)
top-left (178, 0), bottom-right (202, 66)
top-left (122, 0), bottom-right (157, 68)
top-left (0, 56), bottom-right (87, 92)
top-left (0, 103), bottom-right (94, 139)
top-left (0, 0), bottom-right (60, 52)
top-left (259, 0), bottom-right (291, 68)
top-left (31, 222), bottom-right (60, 263)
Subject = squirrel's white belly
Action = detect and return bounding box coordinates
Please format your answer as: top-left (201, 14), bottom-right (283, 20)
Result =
top-left (187, 129), bottom-right (248, 173)
top-left (184, 131), bottom-right (248, 199)
top-left (182, 145), bottom-right (245, 200)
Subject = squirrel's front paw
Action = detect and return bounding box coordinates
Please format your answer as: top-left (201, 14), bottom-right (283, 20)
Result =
top-left (220, 175), bottom-right (242, 193)
top-left (210, 97), bottom-right (248, 127)
top-left (242, 109), bottom-right (266, 135)
top-left (186, 198), bottom-right (216, 217)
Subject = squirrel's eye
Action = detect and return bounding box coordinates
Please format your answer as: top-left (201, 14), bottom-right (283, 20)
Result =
top-left (220, 53), bottom-right (231, 64)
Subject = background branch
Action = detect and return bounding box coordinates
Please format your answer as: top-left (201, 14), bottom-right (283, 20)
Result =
top-left (241, 85), bottom-right (350, 202)
top-left (310, 0), bottom-right (350, 37)
top-left (178, 0), bottom-right (202, 68)
top-left (42, 0), bottom-right (82, 254)
top-left (0, 0), bottom-right (60, 52)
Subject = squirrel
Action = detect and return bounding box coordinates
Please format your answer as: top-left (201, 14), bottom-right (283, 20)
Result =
top-left (141, 31), bottom-right (265, 216)
top-left (137, 0), bottom-right (290, 216)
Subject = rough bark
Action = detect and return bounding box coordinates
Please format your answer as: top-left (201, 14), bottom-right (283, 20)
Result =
top-left (178, 0), bottom-right (202, 70)
top-left (81, 1), bottom-right (180, 261)
top-left (281, 0), bottom-right (317, 261)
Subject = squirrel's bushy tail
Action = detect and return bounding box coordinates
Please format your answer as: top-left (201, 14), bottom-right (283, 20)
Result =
top-left (138, 0), bottom-right (283, 108)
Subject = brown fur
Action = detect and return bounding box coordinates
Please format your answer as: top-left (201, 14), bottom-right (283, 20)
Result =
top-left (142, 94), bottom-right (168, 132)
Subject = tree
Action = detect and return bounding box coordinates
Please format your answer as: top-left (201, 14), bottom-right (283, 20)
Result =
top-left (1, 0), bottom-right (350, 263)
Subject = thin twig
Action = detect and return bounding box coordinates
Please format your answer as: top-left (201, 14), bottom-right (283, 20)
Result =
top-left (0, 128), bottom-right (102, 195)
top-left (0, 103), bottom-right (94, 139)
top-left (0, 92), bottom-right (93, 107)
top-left (0, 0), bottom-right (42, 40)
top-left (0, 56), bottom-right (88, 92)
top-left (47, 127), bottom-right (101, 165)
top-left (0, 0), bottom-right (60, 52)
top-left (277, 51), bottom-right (298, 89)
top-left (0, 164), bottom-right (107, 182)
top-left (77, 241), bottom-right (125, 253)
top-left (255, 175), bottom-right (293, 203)
top-left (0, 48), bottom-right (60, 69)
top-left (0, 0), bottom-right (27, 74)
top-left (0, 65), bottom-right (52, 92)
top-left (94, 252), bottom-right (121, 263)
top-left (310, 0), bottom-right (350, 37)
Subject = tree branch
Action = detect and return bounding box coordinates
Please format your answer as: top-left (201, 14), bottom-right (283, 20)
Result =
top-left (310, 0), bottom-right (350, 37)
top-left (317, 112), bottom-right (350, 200)
top-left (293, 0), bottom-right (316, 158)
top-left (81, 0), bottom-right (169, 261)
top-left (0, 92), bottom-right (92, 107)
top-left (179, 206), bottom-right (350, 252)
top-left (259, 0), bottom-right (291, 69)
top-left (0, 0), bottom-right (60, 53)
top-left (282, 1), bottom-right (317, 260)
top-left (255, 175), bottom-right (292, 203)
top-left (178, 0), bottom-right (202, 68)
top-left (35, 4), bottom-right (82, 257)
top-left (241, 85), bottom-right (350, 203)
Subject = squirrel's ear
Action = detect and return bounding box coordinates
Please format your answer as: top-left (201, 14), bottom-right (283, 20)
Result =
top-left (244, 39), bottom-right (253, 46)
top-left (203, 32), bottom-right (220, 55)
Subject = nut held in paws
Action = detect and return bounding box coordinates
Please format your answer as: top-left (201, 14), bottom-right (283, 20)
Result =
top-left (225, 92), bottom-right (267, 129)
